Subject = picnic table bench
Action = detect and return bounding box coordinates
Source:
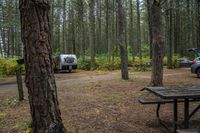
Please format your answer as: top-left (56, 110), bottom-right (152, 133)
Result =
top-left (177, 129), bottom-right (200, 133)
top-left (139, 85), bottom-right (200, 133)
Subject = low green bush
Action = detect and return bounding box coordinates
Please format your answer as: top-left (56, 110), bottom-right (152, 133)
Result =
top-left (0, 57), bottom-right (24, 78)
top-left (77, 57), bottom-right (91, 70)
top-left (78, 56), bottom-right (151, 71)
top-left (97, 57), bottom-right (121, 70)
top-left (163, 55), bottom-right (180, 68)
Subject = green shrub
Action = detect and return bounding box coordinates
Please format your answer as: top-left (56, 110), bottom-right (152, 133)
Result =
top-left (97, 57), bottom-right (121, 70)
top-left (172, 55), bottom-right (180, 68)
top-left (77, 55), bottom-right (152, 71)
top-left (0, 57), bottom-right (24, 77)
top-left (77, 57), bottom-right (91, 70)
top-left (163, 55), bottom-right (180, 68)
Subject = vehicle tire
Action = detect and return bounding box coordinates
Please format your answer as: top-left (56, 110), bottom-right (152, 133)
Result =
top-left (196, 68), bottom-right (200, 78)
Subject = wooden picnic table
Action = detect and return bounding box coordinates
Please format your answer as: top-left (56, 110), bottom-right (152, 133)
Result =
top-left (144, 85), bottom-right (200, 133)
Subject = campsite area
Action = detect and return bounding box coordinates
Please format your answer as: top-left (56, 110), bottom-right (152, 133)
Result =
top-left (0, 68), bottom-right (200, 133)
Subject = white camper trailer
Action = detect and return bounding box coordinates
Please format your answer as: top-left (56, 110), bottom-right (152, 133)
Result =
top-left (54, 54), bottom-right (77, 72)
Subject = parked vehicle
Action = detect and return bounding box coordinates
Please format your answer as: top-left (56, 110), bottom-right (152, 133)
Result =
top-left (178, 57), bottom-right (192, 67)
top-left (53, 54), bottom-right (77, 72)
top-left (191, 57), bottom-right (200, 78)
top-left (188, 48), bottom-right (200, 57)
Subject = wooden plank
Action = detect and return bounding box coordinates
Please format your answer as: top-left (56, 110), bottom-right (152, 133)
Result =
top-left (177, 129), bottom-right (200, 133)
top-left (139, 98), bottom-right (174, 104)
top-left (144, 86), bottom-right (200, 99)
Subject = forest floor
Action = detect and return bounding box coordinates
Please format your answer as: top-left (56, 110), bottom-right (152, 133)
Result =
top-left (0, 68), bottom-right (200, 133)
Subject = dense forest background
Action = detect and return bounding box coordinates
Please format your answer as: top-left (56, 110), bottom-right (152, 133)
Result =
top-left (0, 0), bottom-right (200, 70)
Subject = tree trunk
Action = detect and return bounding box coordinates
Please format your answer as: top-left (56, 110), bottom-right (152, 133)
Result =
top-left (97, 0), bottom-right (102, 56)
top-left (50, 0), bottom-right (55, 52)
top-left (187, 0), bottom-right (191, 49)
top-left (196, 0), bottom-right (200, 48)
top-left (136, 0), bottom-right (142, 61)
top-left (89, 0), bottom-right (96, 70)
top-left (78, 0), bottom-right (85, 61)
top-left (106, 0), bottom-right (111, 63)
top-left (150, 0), bottom-right (164, 86)
top-left (111, 0), bottom-right (115, 64)
top-left (19, 0), bottom-right (66, 132)
top-left (146, 0), bottom-right (153, 59)
top-left (174, 0), bottom-right (180, 55)
top-left (1, 28), bottom-right (6, 56)
top-left (72, 9), bottom-right (76, 54)
top-left (7, 28), bottom-right (10, 57)
top-left (11, 27), bottom-right (15, 57)
top-left (167, 0), bottom-right (173, 69)
top-left (62, 0), bottom-right (67, 53)
top-left (129, 0), bottom-right (134, 63)
top-left (117, 0), bottom-right (129, 80)
top-left (0, 30), bottom-right (3, 56)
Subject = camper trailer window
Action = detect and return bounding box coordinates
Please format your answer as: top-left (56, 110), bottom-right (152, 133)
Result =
top-left (64, 57), bottom-right (75, 63)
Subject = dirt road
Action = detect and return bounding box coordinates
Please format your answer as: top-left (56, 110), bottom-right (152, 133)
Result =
top-left (0, 68), bottom-right (192, 90)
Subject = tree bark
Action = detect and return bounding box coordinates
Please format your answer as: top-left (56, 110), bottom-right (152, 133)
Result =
top-left (0, 30), bottom-right (3, 56)
top-left (62, 0), bottom-right (67, 53)
top-left (150, 0), bottom-right (164, 86)
top-left (117, 0), bottom-right (129, 80)
top-left (174, 0), bottom-right (180, 55)
top-left (106, 0), bottom-right (111, 63)
top-left (19, 0), bottom-right (66, 132)
top-left (89, 0), bottom-right (96, 70)
top-left (77, 0), bottom-right (85, 61)
top-left (136, 0), bottom-right (142, 61)
top-left (146, 0), bottom-right (153, 59)
top-left (97, 0), bottom-right (102, 56)
top-left (167, 0), bottom-right (173, 69)
top-left (7, 28), bottom-right (10, 57)
top-left (129, 0), bottom-right (134, 63)
top-left (50, 0), bottom-right (55, 52)
top-left (196, 0), bottom-right (200, 48)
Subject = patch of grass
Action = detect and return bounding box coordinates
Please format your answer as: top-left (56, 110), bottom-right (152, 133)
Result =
top-left (25, 128), bottom-right (32, 133)
top-left (109, 93), bottom-right (123, 100)
top-left (2, 97), bottom-right (20, 106)
top-left (99, 92), bottom-right (123, 101)
top-left (128, 77), bottom-right (145, 82)
top-left (70, 82), bottom-right (96, 90)
top-left (15, 119), bottom-right (32, 132)
top-left (66, 128), bottom-right (74, 133)
top-left (0, 112), bottom-right (6, 120)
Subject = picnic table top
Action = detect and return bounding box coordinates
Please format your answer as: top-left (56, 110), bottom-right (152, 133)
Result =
top-left (144, 84), bottom-right (200, 99)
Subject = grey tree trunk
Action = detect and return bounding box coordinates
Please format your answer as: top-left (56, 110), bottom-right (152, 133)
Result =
top-left (62, 0), bottom-right (67, 53)
top-left (117, 0), bottom-right (129, 80)
top-left (106, 0), bottom-right (111, 63)
top-left (146, 0), bottom-right (152, 59)
top-left (150, 0), bottom-right (164, 86)
top-left (136, 0), bottom-right (142, 61)
top-left (174, 0), bottom-right (180, 55)
top-left (97, 0), bottom-right (102, 56)
top-left (167, 0), bottom-right (173, 69)
top-left (50, 0), bottom-right (55, 52)
top-left (89, 0), bottom-right (96, 70)
top-left (19, 0), bottom-right (66, 132)
top-left (129, 0), bottom-right (134, 63)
